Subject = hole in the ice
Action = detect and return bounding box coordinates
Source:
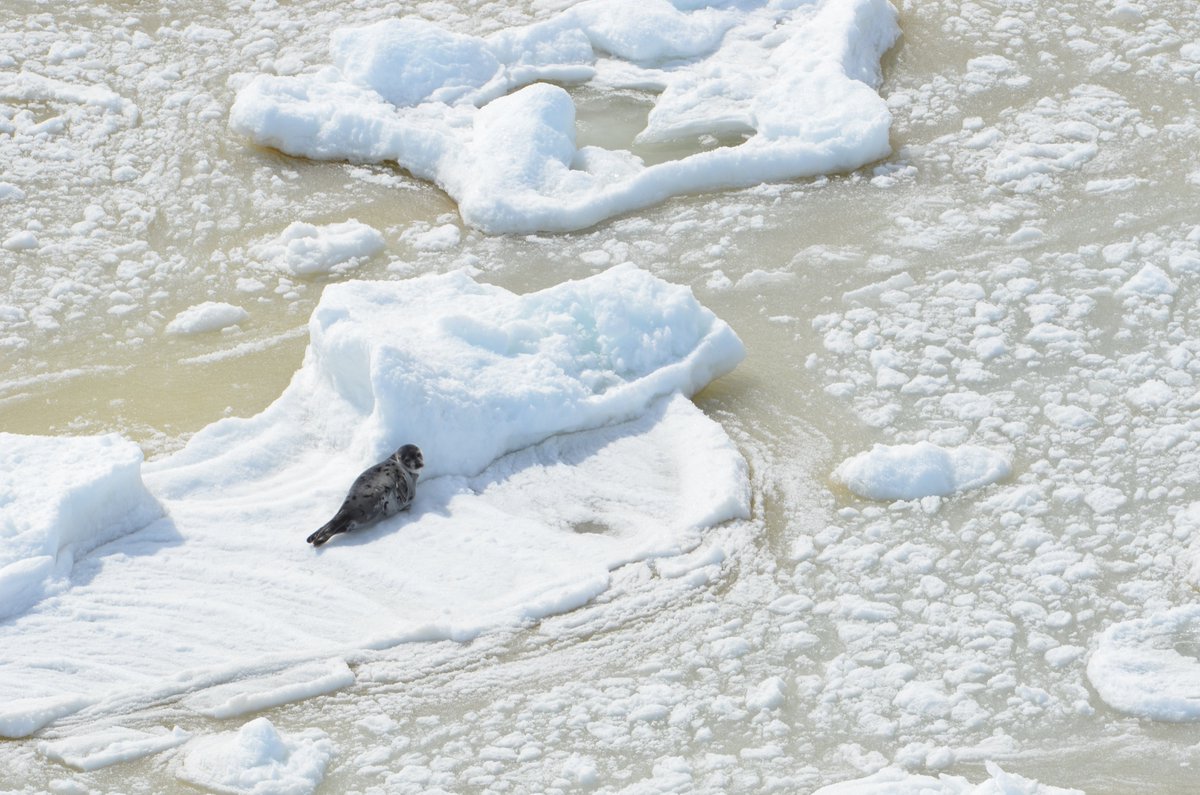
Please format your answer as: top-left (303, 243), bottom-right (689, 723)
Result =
top-left (569, 86), bottom-right (752, 168)
top-left (571, 520), bottom-right (610, 535)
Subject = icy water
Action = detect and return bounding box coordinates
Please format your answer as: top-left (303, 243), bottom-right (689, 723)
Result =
top-left (4, 0), bottom-right (1200, 792)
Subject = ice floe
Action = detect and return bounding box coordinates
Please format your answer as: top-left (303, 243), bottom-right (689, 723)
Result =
top-left (833, 441), bottom-right (1011, 501)
top-left (1087, 605), bottom-right (1200, 722)
top-left (229, 0), bottom-right (900, 233)
top-left (0, 266), bottom-right (748, 737)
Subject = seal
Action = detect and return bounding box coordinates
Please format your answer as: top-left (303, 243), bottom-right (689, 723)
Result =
top-left (307, 444), bottom-right (424, 547)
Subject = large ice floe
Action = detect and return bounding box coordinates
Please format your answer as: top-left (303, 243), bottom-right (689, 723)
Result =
top-left (0, 265), bottom-right (749, 740)
top-left (228, 0), bottom-right (900, 233)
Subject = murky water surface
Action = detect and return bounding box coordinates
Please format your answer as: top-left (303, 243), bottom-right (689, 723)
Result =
top-left (4, 0), bottom-right (1200, 792)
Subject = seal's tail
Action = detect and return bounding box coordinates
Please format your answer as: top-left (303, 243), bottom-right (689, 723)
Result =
top-left (307, 515), bottom-right (350, 547)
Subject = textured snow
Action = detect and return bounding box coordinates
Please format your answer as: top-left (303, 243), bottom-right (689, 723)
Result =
top-left (228, 0), bottom-right (900, 233)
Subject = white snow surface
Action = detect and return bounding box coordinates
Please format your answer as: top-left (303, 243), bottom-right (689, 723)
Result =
top-left (228, 0), bottom-right (900, 233)
top-left (0, 433), bottom-right (162, 622)
top-left (177, 718), bottom-right (334, 795)
top-left (0, 266), bottom-right (749, 737)
top-left (832, 441), bottom-right (1011, 501)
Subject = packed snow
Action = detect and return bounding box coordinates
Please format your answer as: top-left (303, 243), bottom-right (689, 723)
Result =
top-left (0, 266), bottom-right (748, 739)
top-left (228, 0), bottom-right (900, 233)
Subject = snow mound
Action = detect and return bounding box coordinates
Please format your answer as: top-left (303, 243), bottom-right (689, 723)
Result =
top-left (814, 762), bottom-right (1083, 794)
top-left (39, 726), bottom-right (190, 772)
top-left (229, 0), bottom-right (900, 233)
top-left (1087, 605), bottom-right (1200, 722)
top-left (833, 441), bottom-right (1011, 500)
top-left (151, 263), bottom-right (744, 496)
top-left (178, 718), bottom-right (333, 795)
top-left (250, 220), bottom-right (385, 276)
top-left (0, 433), bottom-right (162, 620)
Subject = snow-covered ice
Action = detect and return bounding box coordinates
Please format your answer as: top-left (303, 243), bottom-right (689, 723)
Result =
top-left (0, 433), bottom-right (162, 622)
top-left (0, 266), bottom-right (748, 737)
top-left (38, 726), bottom-right (191, 772)
top-left (832, 441), bottom-right (1011, 500)
top-left (229, 0), bottom-right (900, 233)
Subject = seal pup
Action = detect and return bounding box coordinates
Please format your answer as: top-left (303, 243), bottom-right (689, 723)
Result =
top-left (307, 444), bottom-right (424, 547)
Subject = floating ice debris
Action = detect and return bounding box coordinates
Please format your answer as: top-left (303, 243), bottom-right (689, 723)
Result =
top-left (250, 220), bottom-right (386, 276)
top-left (166, 302), bottom-right (250, 335)
top-left (833, 441), bottom-right (1011, 501)
top-left (229, 0), bottom-right (901, 233)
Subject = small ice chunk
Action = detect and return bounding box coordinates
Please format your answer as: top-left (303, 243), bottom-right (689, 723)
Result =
top-left (251, 220), bottom-right (385, 276)
top-left (178, 718), bottom-right (334, 795)
top-left (39, 726), bottom-right (191, 771)
top-left (1116, 265), bottom-right (1176, 297)
top-left (833, 442), bottom-right (1011, 501)
top-left (745, 676), bottom-right (786, 711)
top-left (2, 230), bottom-right (38, 250)
top-left (1083, 486), bottom-right (1126, 515)
top-left (166, 302), bottom-right (249, 335)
